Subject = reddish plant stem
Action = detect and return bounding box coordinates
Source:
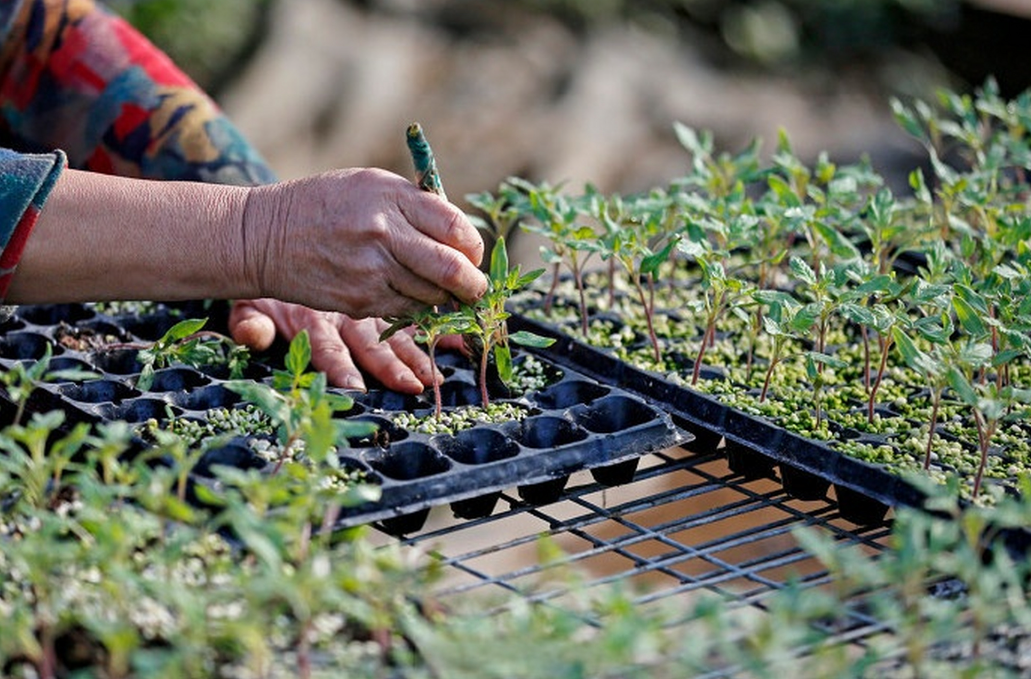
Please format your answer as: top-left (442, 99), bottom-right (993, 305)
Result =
top-left (759, 352), bottom-right (781, 403)
top-left (692, 322), bottom-right (716, 386)
top-left (479, 349), bottom-right (491, 408)
top-left (972, 410), bottom-right (997, 499)
top-left (861, 325), bottom-right (871, 392)
top-left (868, 334), bottom-right (893, 424)
top-left (573, 261), bottom-right (589, 337)
top-left (428, 339), bottom-right (443, 419)
top-left (633, 278), bottom-right (661, 364)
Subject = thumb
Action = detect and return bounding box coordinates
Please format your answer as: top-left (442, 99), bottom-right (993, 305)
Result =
top-left (229, 300), bottom-right (277, 352)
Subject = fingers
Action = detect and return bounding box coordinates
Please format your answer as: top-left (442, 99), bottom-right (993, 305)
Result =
top-left (337, 318), bottom-right (434, 394)
top-left (229, 299), bottom-right (433, 395)
top-left (302, 312), bottom-right (368, 392)
top-left (399, 185), bottom-right (485, 266)
top-left (229, 300), bottom-right (277, 351)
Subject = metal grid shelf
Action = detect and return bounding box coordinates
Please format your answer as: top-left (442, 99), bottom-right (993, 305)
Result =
top-left (374, 440), bottom-right (899, 673)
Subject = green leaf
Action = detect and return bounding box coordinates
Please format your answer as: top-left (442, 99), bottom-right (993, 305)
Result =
top-left (947, 366), bottom-right (978, 406)
top-left (490, 236), bottom-right (510, 284)
top-left (789, 256), bottom-right (816, 286)
top-left (508, 330), bottom-right (555, 348)
top-left (494, 343), bottom-right (512, 385)
top-left (162, 317), bottom-right (208, 343)
top-left (641, 237), bottom-right (680, 276)
top-left (286, 330), bottom-right (312, 377)
top-left (952, 296), bottom-right (988, 338)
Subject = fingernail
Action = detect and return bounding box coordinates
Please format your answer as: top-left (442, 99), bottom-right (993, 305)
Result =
top-left (343, 376), bottom-right (366, 392)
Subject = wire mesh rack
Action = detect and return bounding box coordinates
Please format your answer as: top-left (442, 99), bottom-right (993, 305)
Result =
top-left (370, 434), bottom-right (899, 674)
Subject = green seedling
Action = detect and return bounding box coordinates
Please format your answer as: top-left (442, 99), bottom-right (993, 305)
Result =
top-left (1, 343), bottom-right (99, 426)
top-left (227, 330), bottom-right (373, 475)
top-left (463, 236), bottom-right (555, 407)
top-left (116, 317), bottom-right (250, 391)
top-left (381, 306), bottom-right (475, 420)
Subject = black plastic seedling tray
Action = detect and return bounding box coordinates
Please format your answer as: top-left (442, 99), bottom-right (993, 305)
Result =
top-left (0, 302), bottom-right (686, 534)
top-left (508, 312), bottom-right (930, 525)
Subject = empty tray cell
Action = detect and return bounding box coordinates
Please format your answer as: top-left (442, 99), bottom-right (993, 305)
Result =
top-left (17, 303), bottom-right (95, 326)
top-left (344, 414), bottom-right (407, 448)
top-left (437, 428), bottom-right (520, 465)
top-left (513, 415), bottom-right (588, 449)
top-left (173, 384), bottom-right (241, 411)
top-left (438, 380), bottom-right (482, 408)
top-left (193, 442), bottom-right (268, 478)
top-left (0, 331), bottom-right (55, 360)
top-left (574, 395), bottom-right (657, 434)
top-left (364, 441), bottom-right (452, 481)
top-left (117, 312), bottom-right (186, 342)
top-left (147, 367), bottom-right (211, 393)
top-left (355, 389), bottom-right (425, 413)
top-left (89, 348), bottom-right (143, 375)
top-left (110, 397), bottom-right (181, 424)
top-left (58, 379), bottom-right (139, 404)
top-left (533, 379), bottom-right (611, 409)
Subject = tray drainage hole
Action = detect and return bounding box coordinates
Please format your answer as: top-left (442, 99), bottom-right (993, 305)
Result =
top-left (174, 384), bottom-right (241, 411)
top-left (16, 303), bottom-right (95, 326)
top-left (575, 395), bottom-right (656, 434)
top-left (366, 442), bottom-right (451, 481)
top-left (344, 415), bottom-right (407, 448)
top-left (89, 348), bottom-right (143, 375)
top-left (437, 429), bottom-right (519, 465)
top-left (59, 379), bottom-right (139, 404)
top-left (516, 416), bottom-right (587, 449)
top-left (0, 332), bottom-right (56, 361)
top-left (193, 443), bottom-right (267, 478)
top-left (534, 379), bottom-right (610, 409)
top-left (147, 367), bottom-right (211, 393)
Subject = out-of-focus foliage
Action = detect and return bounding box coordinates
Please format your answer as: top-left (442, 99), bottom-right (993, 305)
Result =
top-left (107, 0), bottom-right (274, 94)
top-left (519, 0), bottom-right (959, 68)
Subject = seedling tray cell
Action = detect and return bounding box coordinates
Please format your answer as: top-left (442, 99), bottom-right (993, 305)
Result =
top-left (508, 312), bottom-right (931, 525)
top-left (0, 302), bottom-right (686, 534)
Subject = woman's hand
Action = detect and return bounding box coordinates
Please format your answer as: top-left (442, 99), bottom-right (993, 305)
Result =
top-left (230, 298), bottom-right (462, 394)
top-left (242, 167), bottom-right (487, 319)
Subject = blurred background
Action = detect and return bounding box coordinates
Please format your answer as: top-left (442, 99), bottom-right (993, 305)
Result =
top-left (109, 0), bottom-right (1031, 259)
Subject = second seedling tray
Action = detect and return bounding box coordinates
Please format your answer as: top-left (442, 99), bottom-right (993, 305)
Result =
top-left (0, 302), bottom-right (686, 534)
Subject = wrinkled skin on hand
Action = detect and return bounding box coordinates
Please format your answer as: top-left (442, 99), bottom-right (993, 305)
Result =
top-left (243, 167), bottom-right (487, 320)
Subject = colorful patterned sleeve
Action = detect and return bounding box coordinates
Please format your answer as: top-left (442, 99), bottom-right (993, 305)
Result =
top-left (0, 146), bottom-right (62, 301)
top-left (0, 0), bottom-right (277, 186)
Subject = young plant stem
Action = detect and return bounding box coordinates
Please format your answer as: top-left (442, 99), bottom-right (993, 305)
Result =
top-left (692, 288), bottom-right (725, 386)
top-left (632, 275), bottom-right (661, 364)
top-left (868, 333), bottom-right (893, 424)
top-left (923, 387), bottom-right (943, 470)
top-left (479, 350), bottom-right (491, 409)
top-left (572, 257), bottom-right (590, 336)
top-left (861, 325), bottom-right (871, 392)
top-left (759, 343), bottom-right (784, 403)
top-left (427, 338), bottom-right (443, 419)
top-left (972, 410), bottom-right (998, 499)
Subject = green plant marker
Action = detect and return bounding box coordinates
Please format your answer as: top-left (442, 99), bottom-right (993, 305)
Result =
top-left (406, 122), bottom-right (447, 200)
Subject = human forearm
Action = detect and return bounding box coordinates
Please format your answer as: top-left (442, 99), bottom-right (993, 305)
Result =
top-left (6, 168), bottom-right (254, 303)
